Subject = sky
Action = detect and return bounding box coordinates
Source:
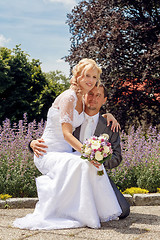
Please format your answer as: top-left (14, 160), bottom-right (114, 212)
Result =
top-left (0, 0), bottom-right (80, 77)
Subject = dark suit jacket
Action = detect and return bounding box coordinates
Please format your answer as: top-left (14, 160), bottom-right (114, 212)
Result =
top-left (73, 114), bottom-right (122, 169)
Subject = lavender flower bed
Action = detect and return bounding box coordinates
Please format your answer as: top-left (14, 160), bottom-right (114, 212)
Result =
top-left (0, 114), bottom-right (45, 197)
top-left (108, 126), bottom-right (160, 192)
top-left (0, 114), bottom-right (160, 197)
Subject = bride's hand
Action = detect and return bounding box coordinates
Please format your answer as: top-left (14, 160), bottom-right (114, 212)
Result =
top-left (90, 160), bottom-right (101, 169)
top-left (102, 113), bottom-right (121, 132)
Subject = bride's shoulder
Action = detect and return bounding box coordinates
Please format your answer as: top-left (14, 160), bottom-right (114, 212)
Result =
top-left (53, 89), bottom-right (77, 108)
top-left (61, 89), bottom-right (77, 101)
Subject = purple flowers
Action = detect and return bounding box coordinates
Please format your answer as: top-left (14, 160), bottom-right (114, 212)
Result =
top-left (0, 114), bottom-right (45, 197)
top-left (108, 126), bottom-right (160, 192)
top-left (0, 114), bottom-right (159, 195)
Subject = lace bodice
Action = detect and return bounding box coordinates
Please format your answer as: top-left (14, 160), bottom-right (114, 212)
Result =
top-left (41, 89), bottom-right (84, 152)
top-left (52, 89), bottom-right (84, 128)
top-left (53, 89), bottom-right (77, 126)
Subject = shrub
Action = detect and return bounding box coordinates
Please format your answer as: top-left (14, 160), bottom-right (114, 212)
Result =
top-left (136, 163), bottom-right (160, 193)
top-left (0, 114), bottom-right (45, 197)
top-left (0, 116), bottom-right (159, 197)
top-left (108, 126), bottom-right (160, 192)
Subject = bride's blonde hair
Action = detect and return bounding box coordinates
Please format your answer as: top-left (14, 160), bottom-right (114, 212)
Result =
top-left (70, 58), bottom-right (102, 93)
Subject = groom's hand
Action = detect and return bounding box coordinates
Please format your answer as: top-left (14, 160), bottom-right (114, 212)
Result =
top-left (30, 139), bottom-right (48, 158)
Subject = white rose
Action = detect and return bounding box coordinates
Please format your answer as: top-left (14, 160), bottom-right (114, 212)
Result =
top-left (101, 134), bottom-right (109, 140)
top-left (95, 151), bottom-right (103, 161)
top-left (103, 145), bottom-right (110, 154)
top-left (91, 141), bottom-right (101, 150)
top-left (84, 147), bottom-right (91, 155)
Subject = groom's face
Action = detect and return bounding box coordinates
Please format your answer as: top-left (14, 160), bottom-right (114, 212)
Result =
top-left (85, 86), bottom-right (107, 115)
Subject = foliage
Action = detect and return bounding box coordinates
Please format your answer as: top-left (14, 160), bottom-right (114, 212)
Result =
top-left (136, 163), bottom-right (160, 192)
top-left (0, 114), bottom-right (45, 197)
top-left (38, 71), bottom-right (69, 120)
top-left (0, 46), bottom-right (69, 123)
top-left (44, 70), bottom-right (70, 89)
top-left (0, 45), bottom-right (46, 123)
top-left (108, 126), bottom-right (160, 192)
top-left (0, 47), bottom-right (13, 94)
top-left (0, 116), bottom-right (159, 197)
top-left (65, 0), bottom-right (160, 131)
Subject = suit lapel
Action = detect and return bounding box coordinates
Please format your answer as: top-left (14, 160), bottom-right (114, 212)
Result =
top-left (73, 125), bottom-right (81, 140)
top-left (94, 115), bottom-right (107, 136)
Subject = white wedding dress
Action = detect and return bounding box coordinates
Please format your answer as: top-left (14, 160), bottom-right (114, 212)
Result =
top-left (13, 89), bottom-right (122, 230)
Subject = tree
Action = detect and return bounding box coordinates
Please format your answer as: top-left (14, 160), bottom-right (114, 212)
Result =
top-left (65, 0), bottom-right (160, 131)
top-left (0, 46), bottom-right (70, 124)
top-left (37, 71), bottom-right (69, 120)
top-left (44, 70), bottom-right (70, 89)
top-left (0, 47), bottom-right (13, 94)
top-left (0, 45), bottom-right (46, 123)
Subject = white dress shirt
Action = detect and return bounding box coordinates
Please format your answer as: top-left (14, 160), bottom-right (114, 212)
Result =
top-left (80, 112), bottom-right (99, 143)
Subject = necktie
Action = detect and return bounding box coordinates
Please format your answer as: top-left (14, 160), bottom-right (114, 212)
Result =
top-left (83, 117), bottom-right (93, 143)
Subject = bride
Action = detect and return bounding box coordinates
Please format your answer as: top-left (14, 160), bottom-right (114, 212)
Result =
top-left (13, 58), bottom-right (122, 230)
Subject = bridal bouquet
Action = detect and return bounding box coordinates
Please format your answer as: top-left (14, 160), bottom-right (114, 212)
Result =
top-left (81, 134), bottom-right (112, 176)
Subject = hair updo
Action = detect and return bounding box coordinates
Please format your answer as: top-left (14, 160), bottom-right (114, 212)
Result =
top-left (70, 58), bottom-right (102, 93)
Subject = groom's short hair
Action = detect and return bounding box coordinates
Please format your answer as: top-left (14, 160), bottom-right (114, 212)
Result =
top-left (95, 82), bottom-right (108, 98)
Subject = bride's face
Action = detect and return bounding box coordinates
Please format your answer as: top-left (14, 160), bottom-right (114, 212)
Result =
top-left (78, 68), bottom-right (98, 93)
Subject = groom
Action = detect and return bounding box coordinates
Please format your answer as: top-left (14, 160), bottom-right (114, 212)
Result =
top-left (29, 84), bottom-right (130, 219)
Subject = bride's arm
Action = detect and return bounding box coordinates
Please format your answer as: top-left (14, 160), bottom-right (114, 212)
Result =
top-left (102, 113), bottom-right (121, 132)
top-left (59, 92), bottom-right (83, 152)
top-left (62, 123), bottom-right (82, 152)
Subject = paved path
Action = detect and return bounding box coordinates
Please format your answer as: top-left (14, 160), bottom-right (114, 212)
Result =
top-left (0, 206), bottom-right (160, 240)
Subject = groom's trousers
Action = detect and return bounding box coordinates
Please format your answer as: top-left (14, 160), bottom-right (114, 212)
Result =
top-left (109, 178), bottom-right (130, 219)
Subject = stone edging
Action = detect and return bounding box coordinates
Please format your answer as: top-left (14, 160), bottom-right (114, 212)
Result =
top-left (125, 193), bottom-right (160, 206)
top-left (0, 193), bottom-right (160, 209)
